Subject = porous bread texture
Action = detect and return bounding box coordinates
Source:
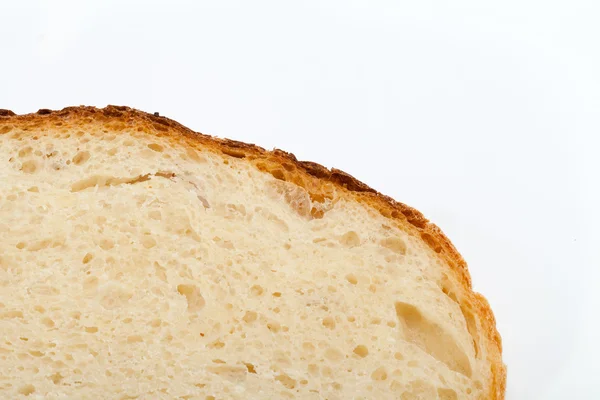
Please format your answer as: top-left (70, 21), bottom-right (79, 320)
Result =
top-left (0, 106), bottom-right (505, 400)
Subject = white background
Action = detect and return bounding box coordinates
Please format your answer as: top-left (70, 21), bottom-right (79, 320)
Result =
top-left (1, 1), bottom-right (598, 399)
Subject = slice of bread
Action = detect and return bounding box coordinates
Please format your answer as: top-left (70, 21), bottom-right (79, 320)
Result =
top-left (0, 106), bottom-right (505, 399)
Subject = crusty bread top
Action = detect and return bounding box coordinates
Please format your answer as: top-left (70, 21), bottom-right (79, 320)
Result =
top-left (0, 105), bottom-right (505, 399)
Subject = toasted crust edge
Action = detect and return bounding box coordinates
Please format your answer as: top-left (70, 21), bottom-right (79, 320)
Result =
top-left (0, 105), bottom-right (506, 399)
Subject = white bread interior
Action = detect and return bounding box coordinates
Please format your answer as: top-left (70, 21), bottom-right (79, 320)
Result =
top-left (0, 107), bottom-right (505, 399)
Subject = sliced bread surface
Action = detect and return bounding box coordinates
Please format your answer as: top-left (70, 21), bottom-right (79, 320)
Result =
top-left (0, 106), bottom-right (505, 399)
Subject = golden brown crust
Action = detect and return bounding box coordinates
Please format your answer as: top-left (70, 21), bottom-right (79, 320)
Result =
top-left (0, 105), bottom-right (506, 399)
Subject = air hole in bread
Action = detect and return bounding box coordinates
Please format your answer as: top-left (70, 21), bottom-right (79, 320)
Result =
top-left (153, 262), bottom-right (168, 282)
top-left (208, 340), bottom-right (225, 349)
top-left (244, 362), bottom-right (257, 373)
top-left (269, 169), bottom-right (285, 181)
top-left (325, 348), bottom-right (343, 362)
top-left (267, 321), bottom-right (280, 332)
top-left (72, 151), bottom-right (91, 165)
top-left (225, 203), bottom-right (246, 217)
top-left (97, 238), bottom-right (114, 251)
top-left (421, 232), bottom-right (442, 253)
top-left (269, 181), bottom-right (312, 218)
top-left (127, 335), bottom-right (143, 343)
top-left (345, 274), bottom-right (358, 285)
top-left (371, 367), bottom-right (388, 381)
top-left (306, 364), bottom-right (319, 376)
top-left (222, 148), bottom-right (246, 158)
top-left (177, 284), bottom-right (205, 312)
top-left (141, 236), bottom-right (157, 249)
top-left (275, 373), bottom-right (297, 389)
top-left (441, 275), bottom-right (480, 357)
top-left (27, 239), bottom-right (50, 252)
top-left (71, 174), bottom-right (151, 192)
top-left (353, 345), bottom-right (369, 358)
top-left (49, 372), bottom-right (63, 384)
top-left (339, 231), bottom-right (360, 247)
top-left (18, 384), bottom-right (35, 396)
top-left (310, 207), bottom-right (325, 219)
top-left (21, 160), bottom-right (37, 174)
top-left (395, 302), bottom-right (472, 377)
top-left (380, 237), bottom-right (407, 255)
top-left (18, 146), bottom-right (32, 158)
top-left (322, 316), bottom-right (336, 330)
top-left (147, 143), bottom-right (164, 152)
top-left (250, 285), bottom-right (264, 296)
top-left (460, 304), bottom-right (480, 358)
top-left (438, 387), bottom-right (459, 400)
top-left (185, 147), bottom-right (206, 163)
top-left (242, 311), bottom-right (257, 323)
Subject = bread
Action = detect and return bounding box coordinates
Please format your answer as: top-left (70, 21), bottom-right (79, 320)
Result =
top-left (0, 106), bottom-right (505, 399)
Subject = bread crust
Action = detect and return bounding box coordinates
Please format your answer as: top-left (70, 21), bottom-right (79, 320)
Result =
top-left (0, 105), bottom-right (506, 399)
